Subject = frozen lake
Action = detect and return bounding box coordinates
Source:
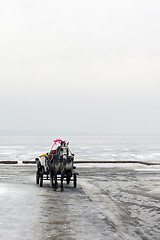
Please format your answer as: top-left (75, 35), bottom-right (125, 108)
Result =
top-left (0, 164), bottom-right (160, 240)
top-left (1, 135), bottom-right (160, 164)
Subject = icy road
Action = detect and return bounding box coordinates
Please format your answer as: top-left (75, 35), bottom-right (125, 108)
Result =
top-left (0, 164), bottom-right (160, 240)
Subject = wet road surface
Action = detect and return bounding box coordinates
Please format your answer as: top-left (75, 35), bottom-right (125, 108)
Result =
top-left (0, 164), bottom-right (160, 240)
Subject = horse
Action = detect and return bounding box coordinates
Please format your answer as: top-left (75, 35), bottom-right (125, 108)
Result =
top-left (49, 142), bottom-right (68, 191)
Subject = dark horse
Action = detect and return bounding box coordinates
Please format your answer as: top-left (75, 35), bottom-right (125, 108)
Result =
top-left (49, 141), bottom-right (68, 191)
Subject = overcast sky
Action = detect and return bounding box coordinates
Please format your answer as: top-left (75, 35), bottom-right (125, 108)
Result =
top-left (0, 0), bottom-right (160, 135)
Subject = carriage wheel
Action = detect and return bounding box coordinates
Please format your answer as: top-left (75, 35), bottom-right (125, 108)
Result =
top-left (40, 174), bottom-right (43, 187)
top-left (73, 173), bottom-right (77, 188)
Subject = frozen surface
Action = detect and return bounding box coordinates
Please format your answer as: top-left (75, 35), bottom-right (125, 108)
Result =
top-left (1, 136), bottom-right (160, 164)
top-left (0, 164), bottom-right (160, 240)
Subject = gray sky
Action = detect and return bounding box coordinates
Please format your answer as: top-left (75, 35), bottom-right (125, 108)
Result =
top-left (0, 0), bottom-right (160, 135)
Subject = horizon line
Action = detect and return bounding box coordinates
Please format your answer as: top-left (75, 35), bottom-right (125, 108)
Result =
top-left (0, 130), bottom-right (160, 137)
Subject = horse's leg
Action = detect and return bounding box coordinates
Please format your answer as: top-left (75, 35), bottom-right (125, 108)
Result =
top-left (53, 170), bottom-right (58, 191)
top-left (49, 168), bottom-right (53, 188)
top-left (55, 172), bottom-right (57, 189)
top-left (61, 172), bottom-right (64, 191)
top-left (61, 167), bottom-right (65, 191)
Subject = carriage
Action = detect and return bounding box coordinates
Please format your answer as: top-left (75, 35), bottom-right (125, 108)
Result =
top-left (35, 139), bottom-right (78, 189)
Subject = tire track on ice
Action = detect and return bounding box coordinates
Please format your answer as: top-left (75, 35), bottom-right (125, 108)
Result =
top-left (79, 178), bottom-right (143, 240)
